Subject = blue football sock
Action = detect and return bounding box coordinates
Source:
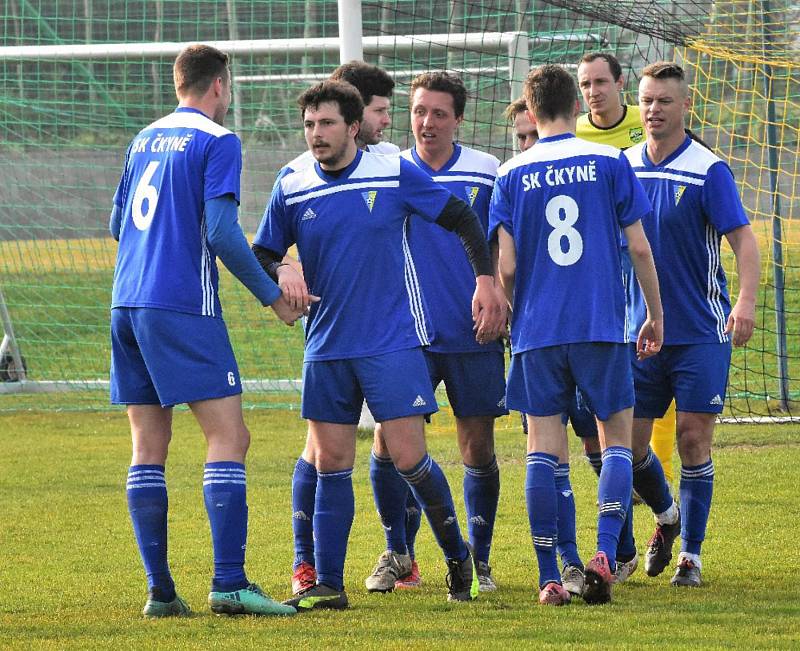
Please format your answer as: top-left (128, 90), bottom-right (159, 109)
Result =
top-left (369, 452), bottom-right (409, 555)
top-left (586, 452), bottom-right (603, 478)
top-left (314, 468), bottom-right (354, 591)
top-left (525, 452), bottom-right (560, 588)
top-left (633, 447), bottom-right (674, 515)
top-left (404, 491), bottom-right (422, 559)
top-left (554, 463), bottom-right (582, 569)
top-left (597, 447), bottom-right (633, 571)
top-left (463, 456), bottom-right (500, 564)
top-left (203, 462), bottom-right (249, 593)
top-left (398, 454), bottom-right (466, 562)
top-left (291, 457), bottom-right (317, 568)
top-left (679, 459), bottom-right (714, 556)
top-left (127, 465), bottom-right (175, 601)
top-left (617, 493), bottom-right (637, 561)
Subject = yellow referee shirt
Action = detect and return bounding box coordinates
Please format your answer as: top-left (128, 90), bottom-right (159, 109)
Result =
top-left (576, 104), bottom-right (644, 149)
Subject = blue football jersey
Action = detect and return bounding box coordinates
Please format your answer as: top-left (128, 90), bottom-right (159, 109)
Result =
top-left (489, 133), bottom-right (651, 352)
top-left (624, 136), bottom-right (750, 344)
top-left (254, 149), bottom-right (453, 362)
top-left (402, 144), bottom-right (502, 354)
top-left (112, 107), bottom-right (241, 317)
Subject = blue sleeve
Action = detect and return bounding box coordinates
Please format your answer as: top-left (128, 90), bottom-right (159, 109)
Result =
top-left (488, 174), bottom-right (513, 240)
top-left (614, 152), bottom-right (651, 228)
top-left (205, 133), bottom-right (242, 203)
top-left (399, 158), bottom-right (452, 222)
top-left (205, 195), bottom-right (281, 306)
top-left (112, 142), bottom-right (132, 209)
top-left (702, 161), bottom-right (749, 234)
top-left (253, 180), bottom-right (294, 256)
top-left (109, 204), bottom-right (121, 241)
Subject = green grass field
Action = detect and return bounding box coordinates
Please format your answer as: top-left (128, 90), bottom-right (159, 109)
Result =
top-left (2, 410), bottom-right (799, 650)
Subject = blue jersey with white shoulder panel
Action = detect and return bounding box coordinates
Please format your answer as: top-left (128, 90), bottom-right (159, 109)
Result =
top-left (111, 107), bottom-right (241, 317)
top-left (624, 136), bottom-right (750, 344)
top-left (254, 149), bottom-right (453, 361)
top-left (402, 144), bottom-right (503, 354)
top-left (489, 133), bottom-right (651, 352)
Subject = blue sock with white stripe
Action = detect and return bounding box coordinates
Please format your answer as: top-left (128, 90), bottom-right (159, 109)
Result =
top-left (127, 465), bottom-right (175, 602)
top-left (525, 452), bottom-right (560, 588)
top-left (203, 462), bottom-right (249, 593)
top-left (398, 454), bottom-right (467, 562)
top-left (554, 463), bottom-right (582, 569)
top-left (679, 460), bottom-right (714, 556)
top-left (404, 492), bottom-right (422, 559)
top-left (464, 457), bottom-right (500, 564)
top-left (369, 452), bottom-right (409, 555)
top-left (587, 451), bottom-right (636, 560)
top-left (597, 447), bottom-right (633, 571)
top-left (291, 457), bottom-right (317, 568)
top-left (314, 468), bottom-right (354, 591)
top-left (633, 447), bottom-right (674, 515)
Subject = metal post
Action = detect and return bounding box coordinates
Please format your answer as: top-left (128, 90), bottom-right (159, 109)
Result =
top-left (507, 31), bottom-right (529, 104)
top-left (337, 0), bottom-right (364, 63)
top-left (0, 287), bottom-right (27, 382)
top-left (225, 0), bottom-right (244, 134)
top-left (762, 0), bottom-right (789, 409)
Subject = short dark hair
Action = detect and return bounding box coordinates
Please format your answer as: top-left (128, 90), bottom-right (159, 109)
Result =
top-left (409, 72), bottom-right (467, 118)
top-left (329, 61), bottom-right (394, 106)
top-left (641, 61), bottom-right (689, 96)
top-left (504, 97), bottom-right (528, 122)
top-left (297, 80), bottom-right (364, 125)
top-left (579, 52), bottom-right (623, 82)
top-left (173, 44), bottom-right (229, 97)
top-left (524, 65), bottom-right (578, 123)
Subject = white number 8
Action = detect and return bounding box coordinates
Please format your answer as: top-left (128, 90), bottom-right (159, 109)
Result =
top-left (546, 194), bottom-right (583, 266)
top-left (132, 161), bottom-right (161, 231)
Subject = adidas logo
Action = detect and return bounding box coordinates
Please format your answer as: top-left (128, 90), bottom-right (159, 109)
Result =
top-left (709, 394), bottom-right (723, 406)
top-left (561, 490), bottom-right (573, 498)
top-left (382, 523), bottom-right (393, 532)
top-left (497, 397), bottom-right (506, 408)
top-left (302, 207), bottom-right (317, 221)
top-left (443, 516), bottom-right (456, 526)
top-left (412, 395), bottom-right (427, 407)
top-left (292, 510), bottom-right (310, 521)
top-left (469, 515), bottom-right (488, 526)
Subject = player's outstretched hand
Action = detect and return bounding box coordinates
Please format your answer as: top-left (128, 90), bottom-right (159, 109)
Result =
top-left (277, 265), bottom-right (314, 313)
top-left (269, 292), bottom-right (313, 326)
top-left (725, 299), bottom-right (755, 347)
top-left (472, 275), bottom-right (507, 344)
top-left (636, 317), bottom-right (663, 360)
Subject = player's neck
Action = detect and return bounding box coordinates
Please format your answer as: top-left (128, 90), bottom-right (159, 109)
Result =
top-left (536, 117), bottom-right (575, 140)
top-left (178, 98), bottom-right (219, 125)
top-left (646, 130), bottom-right (687, 165)
top-left (416, 142), bottom-right (455, 172)
top-left (591, 103), bottom-right (625, 129)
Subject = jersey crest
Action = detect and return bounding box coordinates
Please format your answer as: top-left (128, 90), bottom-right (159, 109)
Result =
top-left (674, 184), bottom-right (687, 206)
top-left (465, 185), bottom-right (480, 207)
top-left (628, 126), bottom-right (644, 143)
top-left (361, 190), bottom-right (377, 212)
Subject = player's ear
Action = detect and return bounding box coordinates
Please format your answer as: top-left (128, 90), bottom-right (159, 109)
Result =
top-left (573, 99), bottom-right (581, 118)
top-left (348, 120), bottom-right (360, 137)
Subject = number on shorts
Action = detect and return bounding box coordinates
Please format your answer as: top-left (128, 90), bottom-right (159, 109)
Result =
top-left (546, 194), bottom-right (583, 266)
top-left (132, 161), bottom-right (161, 231)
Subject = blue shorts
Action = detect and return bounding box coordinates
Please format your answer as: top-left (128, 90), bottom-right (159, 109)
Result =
top-left (110, 307), bottom-right (241, 407)
top-left (425, 350), bottom-right (508, 419)
top-left (631, 342), bottom-right (732, 417)
top-left (564, 388), bottom-right (598, 438)
top-left (507, 342), bottom-right (634, 421)
top-left (301, 348), bottom-right (438, 424)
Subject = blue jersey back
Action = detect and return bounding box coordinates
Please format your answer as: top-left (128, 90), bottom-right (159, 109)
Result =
top-left (112, 107), bottom-right (241, 317)
top-left (402, 144), bottom-right (502, 354)
top-left (624, 136), bottom-right (749, 344)
top-left (489, 133), bottom-right (651, 352)
top-left (254, 150), bottom-right (452, 361)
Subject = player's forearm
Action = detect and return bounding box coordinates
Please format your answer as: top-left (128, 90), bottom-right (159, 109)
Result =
top-left (109, 204), bottom-right (121, 241)
top-left (629, 247), bottom-right (663, 321)
top-left (205, 196), bottom-right (281, 306)
top-left (727, 225), bottom-right (761, 305)
top-left (496, 226), bottom-right (516, 307)
top-left (435, 195), bottom-right (493, 277)
top-left (252, 243), bottom-right (288, 282)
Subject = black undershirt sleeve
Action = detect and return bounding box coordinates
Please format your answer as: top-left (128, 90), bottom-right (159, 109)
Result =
top-left (434, 194), bottom-right (494, 277)
top-left (251, 243), bottom-right (285, 282)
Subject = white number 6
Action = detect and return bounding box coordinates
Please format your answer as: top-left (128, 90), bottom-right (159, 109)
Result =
top-left (546, 194), bottom-right (583, 266)
top-left (132, 161), bottom-right (161, 231)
